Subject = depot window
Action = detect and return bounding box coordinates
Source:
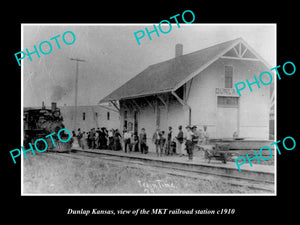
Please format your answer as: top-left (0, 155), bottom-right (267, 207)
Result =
top-left (225, 65), bottom-right (233, 88)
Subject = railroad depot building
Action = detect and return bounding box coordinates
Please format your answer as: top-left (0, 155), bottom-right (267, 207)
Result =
top-left (100, 38), bottom-right (273, 141)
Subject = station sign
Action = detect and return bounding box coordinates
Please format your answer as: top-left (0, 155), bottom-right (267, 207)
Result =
top-left (215, 88), bottom-right (239, 97)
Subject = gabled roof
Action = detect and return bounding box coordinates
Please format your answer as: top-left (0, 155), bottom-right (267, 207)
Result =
top-left (99, 37), bottom-right (269, 103)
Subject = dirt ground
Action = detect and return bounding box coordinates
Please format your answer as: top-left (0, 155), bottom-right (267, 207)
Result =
top-left (23, 153), bottom-right (267, 194)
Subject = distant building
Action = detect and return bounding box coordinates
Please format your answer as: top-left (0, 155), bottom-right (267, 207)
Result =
top-left (100, 38), bottom-right (274, 140)
top-left (60, 104), bottom-right (120, 132)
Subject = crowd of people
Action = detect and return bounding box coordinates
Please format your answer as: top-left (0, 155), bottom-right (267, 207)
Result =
top-left (151, 125), bottom-right (209, 160)
top-left (71, 125), bottom-right (209, 161)
top-left (71, 127), bottom-right (122, 151)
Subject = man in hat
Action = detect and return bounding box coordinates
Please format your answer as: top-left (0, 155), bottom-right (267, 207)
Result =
top-left (123, 128), bottom-right (131, 153)
top-left (166, 126), bottom-right (173, 155)
top-left (185, 125), bottom-right (195, 161)
top-left (192, 125), bottom-right (199, 145)
top-left (175, 125), bottom-right (184, 156)
top-left (152, 127), bottom-right (161, 157)
top-left (77, 128), bottom-right (82, 148)
top-left (139, 128), bottom-right (147, 154)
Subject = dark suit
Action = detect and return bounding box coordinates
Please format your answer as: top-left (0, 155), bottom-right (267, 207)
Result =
top-left (139, 132), bottom-right (147, 153)
top-left (152, 131), bottom-right (161, 156)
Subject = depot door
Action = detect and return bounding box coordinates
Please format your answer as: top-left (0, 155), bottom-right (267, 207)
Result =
top-left (216, 96), bottom-right (239, 138)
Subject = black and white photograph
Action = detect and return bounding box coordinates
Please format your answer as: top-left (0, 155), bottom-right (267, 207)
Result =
top-left (21, 24), bottom-right (276, 195)
top-left (4, 3), bottom-right (300, 221)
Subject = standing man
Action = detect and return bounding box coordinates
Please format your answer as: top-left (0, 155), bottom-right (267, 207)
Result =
top-left (185, 126), bottom-right (195, 161)
top-left (152, 127), bottom-right (161, 157)
top-left (139, 128), bottom-right (147, 154)
top-left (175, 125), bottom-right (184, 156)
top-left (87, 131), bottom-right (91, 149)
top-left (166, 126), bottom-right (173, 155)
top-left (192, 126), bottom-right (199, 151)
top-left (108, 129), bottom-right (114, 150)
top-left (160, 131), bottom-right (166, 157)
top-left (99, 127), bottom-right (107, 149)
top-left (123, 128), bottom-right (131, 153)
top-left (132, 131), bottom-right (139, 152)
top-left (96, 128), bottom-right (101, 149)
top-left (192, 126), bottom-right (199, 143)
top-left (77, 128), bottom-right (82, 148)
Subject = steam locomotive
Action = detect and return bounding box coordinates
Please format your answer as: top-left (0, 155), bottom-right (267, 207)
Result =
top-left (23, 102), bottom-right (72, 152)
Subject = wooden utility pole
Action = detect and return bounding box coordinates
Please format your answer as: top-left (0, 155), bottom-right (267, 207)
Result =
top-left (70, 58), bottom-right (86, 131)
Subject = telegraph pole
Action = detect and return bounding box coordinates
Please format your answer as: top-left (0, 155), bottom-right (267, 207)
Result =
top-left (70, 58), bottom-right (86, 131)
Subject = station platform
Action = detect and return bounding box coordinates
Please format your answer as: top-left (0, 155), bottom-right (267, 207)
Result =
top-left (70, 147), bottom-right (275, 183)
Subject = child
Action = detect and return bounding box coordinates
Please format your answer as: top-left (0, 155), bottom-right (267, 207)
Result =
top-left (170, 140), bottom-right (176, 155)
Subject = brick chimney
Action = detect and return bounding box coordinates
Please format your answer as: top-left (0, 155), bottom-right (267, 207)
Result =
top-left (175, 43), bottom-right (183, 58)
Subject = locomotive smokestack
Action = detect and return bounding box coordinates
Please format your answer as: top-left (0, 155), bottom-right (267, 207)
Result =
top-left (51, 102), bottom-right (57, 112)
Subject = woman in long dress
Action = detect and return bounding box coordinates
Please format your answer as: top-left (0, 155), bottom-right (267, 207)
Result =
top-left (71, 130), bottom-right (79, 148)
top-left (113, 129), bottom-right (122, 151)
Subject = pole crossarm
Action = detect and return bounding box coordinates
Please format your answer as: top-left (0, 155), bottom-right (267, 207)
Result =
top-left (70, 58), bottom-right (86, 62)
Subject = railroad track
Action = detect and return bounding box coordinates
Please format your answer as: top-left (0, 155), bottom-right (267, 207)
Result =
top-left (42, 149), bottom-right (275, 193)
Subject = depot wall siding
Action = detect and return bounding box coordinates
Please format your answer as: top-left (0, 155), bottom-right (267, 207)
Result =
top-left (61, 105), bottom-right (120, 132)
top-left (187, 58), bottom-right (270, 139)
top-left (167, 100), bottom-right (188, 131)
top-left (187, 61), bottom-right (219, 137)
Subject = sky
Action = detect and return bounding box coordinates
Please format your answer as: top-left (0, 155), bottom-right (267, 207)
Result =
top-left (22, 24), bottom-right (276, 107)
